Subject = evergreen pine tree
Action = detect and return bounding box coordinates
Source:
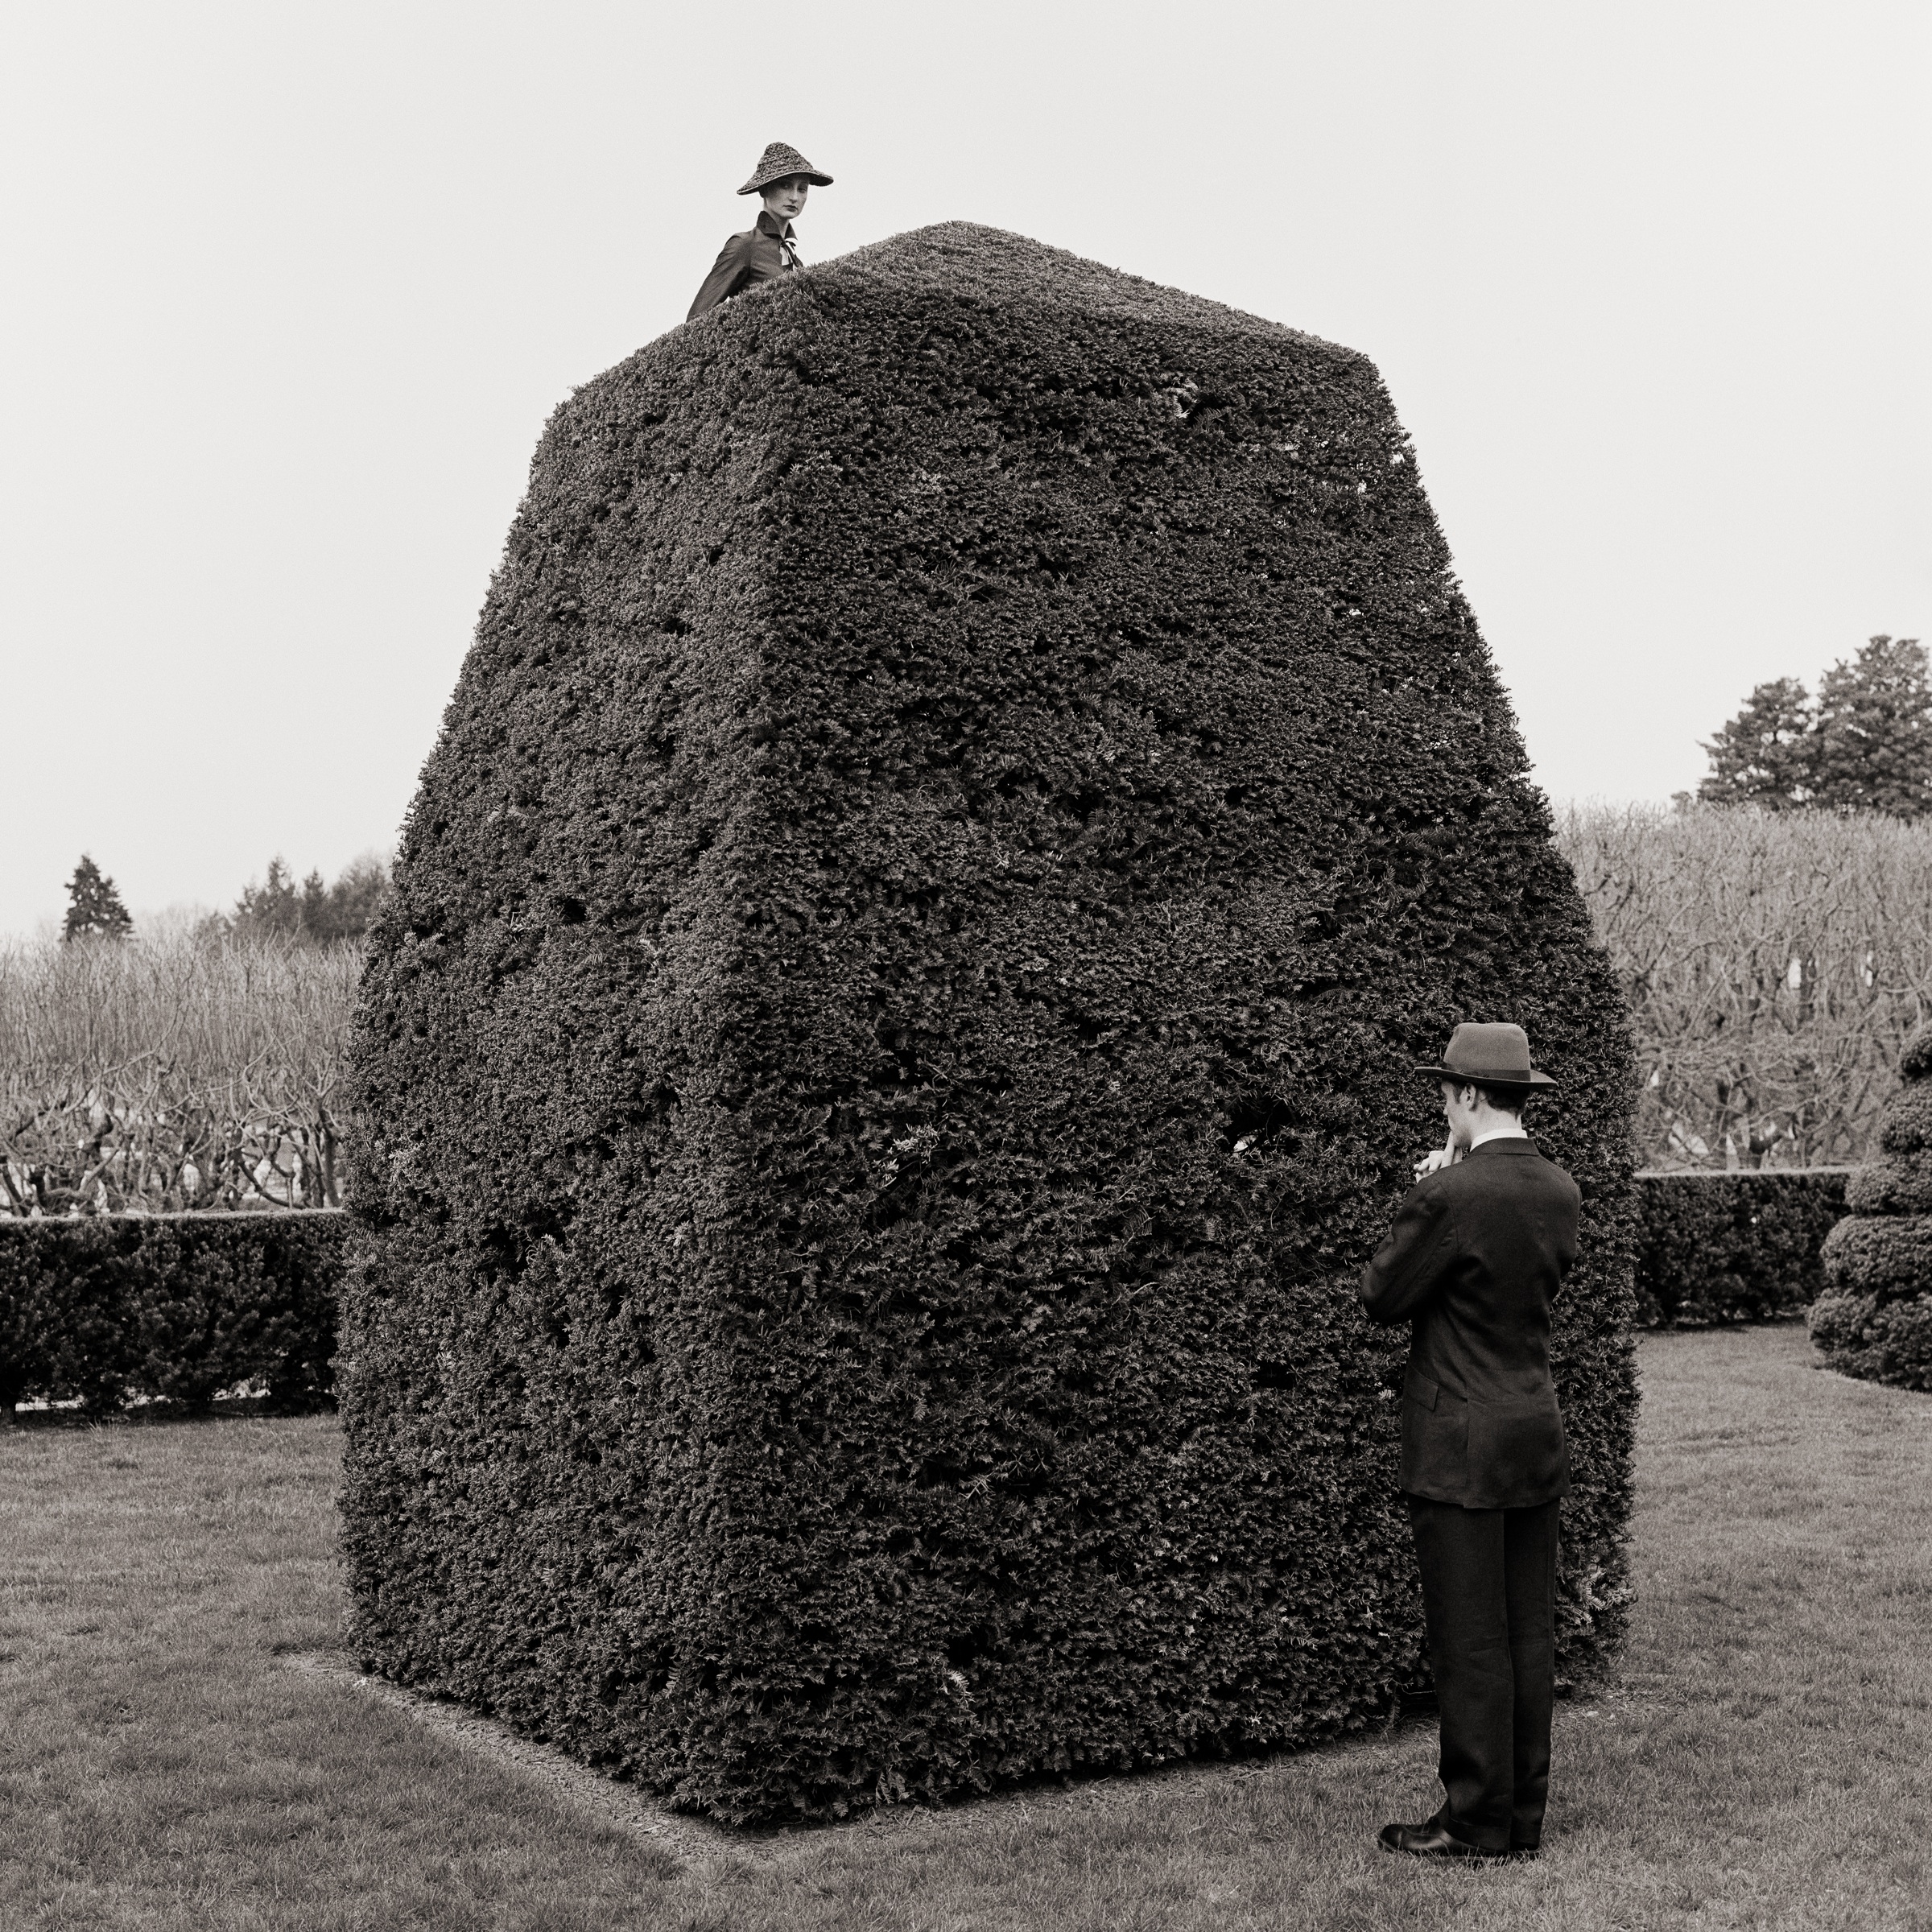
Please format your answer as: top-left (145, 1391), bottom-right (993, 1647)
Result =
top-left (316, 852), bottom-right (390, 942)
top-left (299, 869), bottom-right (331, 939)
top-left (1695, 638), bottom-right (1930, 819)
top-left (1696, 675), bottom-right (1816, 808)
top-left (231, 857), bottom-right (303, 939)
top-left (61, 854), bottom-right (134, 941)
top-left (1810, 635), bottom-right (1932, 819)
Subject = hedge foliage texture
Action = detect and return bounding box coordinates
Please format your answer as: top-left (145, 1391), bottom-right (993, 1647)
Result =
top-left (1632, 1169), bottom-right (1847, 1327)
top-left (0, 1211), bottom-right (343, 1414)
top-left (1810, 1027), bottom-right (1932, 1389)
top-left (341, 225), bottom-right (1639, 1823)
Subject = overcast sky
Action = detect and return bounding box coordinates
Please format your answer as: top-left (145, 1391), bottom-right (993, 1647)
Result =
top-left (2, 0), bottom-right (1926, 937)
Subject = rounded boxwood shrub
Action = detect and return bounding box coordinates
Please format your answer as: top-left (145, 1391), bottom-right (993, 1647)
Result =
top-left (341, 223), bottom-right (1639, 1823)
top-left (1846, 1155), bottom-right (1932, 1217)
top-left (1811, 1027), bottom-right (1932, 1390)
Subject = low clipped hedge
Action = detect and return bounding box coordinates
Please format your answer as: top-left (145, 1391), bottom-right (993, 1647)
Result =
top-left (341, 222), bottom-right (1640, 1824)
top-left (0, 1212), bottom-right (345, 1415)
top-left (1633, 1170), bottom-right (1850, 1327)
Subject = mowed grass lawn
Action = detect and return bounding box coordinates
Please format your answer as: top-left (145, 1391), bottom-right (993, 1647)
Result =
top-left (2, 1327), bottom-right (1929, 1932)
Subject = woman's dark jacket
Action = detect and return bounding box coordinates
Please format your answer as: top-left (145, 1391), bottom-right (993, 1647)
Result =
top-left (687, 210), bottom-right (799, 320)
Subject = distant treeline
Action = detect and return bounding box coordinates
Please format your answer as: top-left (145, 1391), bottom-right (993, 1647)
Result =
top-left (60, 851), bottom-right (391, 947)
top-left (19, 848), bottom-right (383, 1215)
top-left (222, 852), bottom-right (390, 945)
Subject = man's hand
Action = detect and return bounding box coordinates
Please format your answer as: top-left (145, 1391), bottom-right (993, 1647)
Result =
top-left (1412, 1133), bottom-right (1461, 1182)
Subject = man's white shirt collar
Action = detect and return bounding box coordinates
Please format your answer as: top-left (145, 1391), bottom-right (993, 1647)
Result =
top-left (1468, 1125), bottom-right (1529, 1152)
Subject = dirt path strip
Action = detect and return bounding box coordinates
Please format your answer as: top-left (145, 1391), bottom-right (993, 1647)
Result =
top-left (282, 1651), bottom-right (735, 1867)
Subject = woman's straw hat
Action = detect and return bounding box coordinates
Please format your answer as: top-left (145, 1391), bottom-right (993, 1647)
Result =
top-left (737, 142), bottom-right (834, 195)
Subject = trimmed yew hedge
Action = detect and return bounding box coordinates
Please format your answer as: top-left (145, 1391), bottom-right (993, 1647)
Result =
top-left (341, 223), bottom-right (1640, 1823)
top-left (1810, 1028), bottom-right (1932, 1389)
top-left (0, 1211), bottom-right (345, 1414)
top-left (1633, 1170), bottom-right (1849, 1327)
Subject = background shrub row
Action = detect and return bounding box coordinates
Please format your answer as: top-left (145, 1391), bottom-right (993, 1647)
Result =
top-left (0, 1212), bottom-right (344, 1415)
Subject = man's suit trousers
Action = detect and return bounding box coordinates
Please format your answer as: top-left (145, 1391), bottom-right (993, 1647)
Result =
top-left (1407, 1496), bottom-right (1561, 1852)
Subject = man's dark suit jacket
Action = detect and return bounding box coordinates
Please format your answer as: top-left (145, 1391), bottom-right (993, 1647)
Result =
top-left (1360, 1137), bottom-right (1580, 1509)
top-left (687, 209), bottom-right (799, 320)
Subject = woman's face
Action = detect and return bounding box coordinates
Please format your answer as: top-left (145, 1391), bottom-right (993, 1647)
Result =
top-left (762, 176), bottom-right (809, 221)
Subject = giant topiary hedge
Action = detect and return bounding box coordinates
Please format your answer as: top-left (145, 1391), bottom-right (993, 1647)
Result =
top-left (341, 223), bottom-right (1640, 1823)
top-left (1810, 1028), bottom-right (1932, 1389)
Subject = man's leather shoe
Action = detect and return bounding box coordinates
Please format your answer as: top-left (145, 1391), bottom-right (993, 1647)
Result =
top-left (1377, 1819), bottom-right (1507, 1860)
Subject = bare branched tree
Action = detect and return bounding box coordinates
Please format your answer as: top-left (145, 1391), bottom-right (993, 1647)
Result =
top-left (0, 930), bottom-right (361, 1214)
top-left (1557, 803), bottom-right (1932, 1168)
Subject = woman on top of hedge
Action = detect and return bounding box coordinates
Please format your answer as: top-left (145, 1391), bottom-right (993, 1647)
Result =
top-left (687, 142), bottom-right (832, 321)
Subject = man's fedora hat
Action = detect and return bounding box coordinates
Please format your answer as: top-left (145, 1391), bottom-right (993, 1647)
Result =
top-left (1414, 1022), bottom-right (1558, 1089)
top-left (738, 142), bottom-right (833, 195)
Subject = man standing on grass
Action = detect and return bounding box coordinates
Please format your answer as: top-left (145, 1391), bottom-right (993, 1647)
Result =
top-left (1360, 1022), bottom-right (1579, 1862)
